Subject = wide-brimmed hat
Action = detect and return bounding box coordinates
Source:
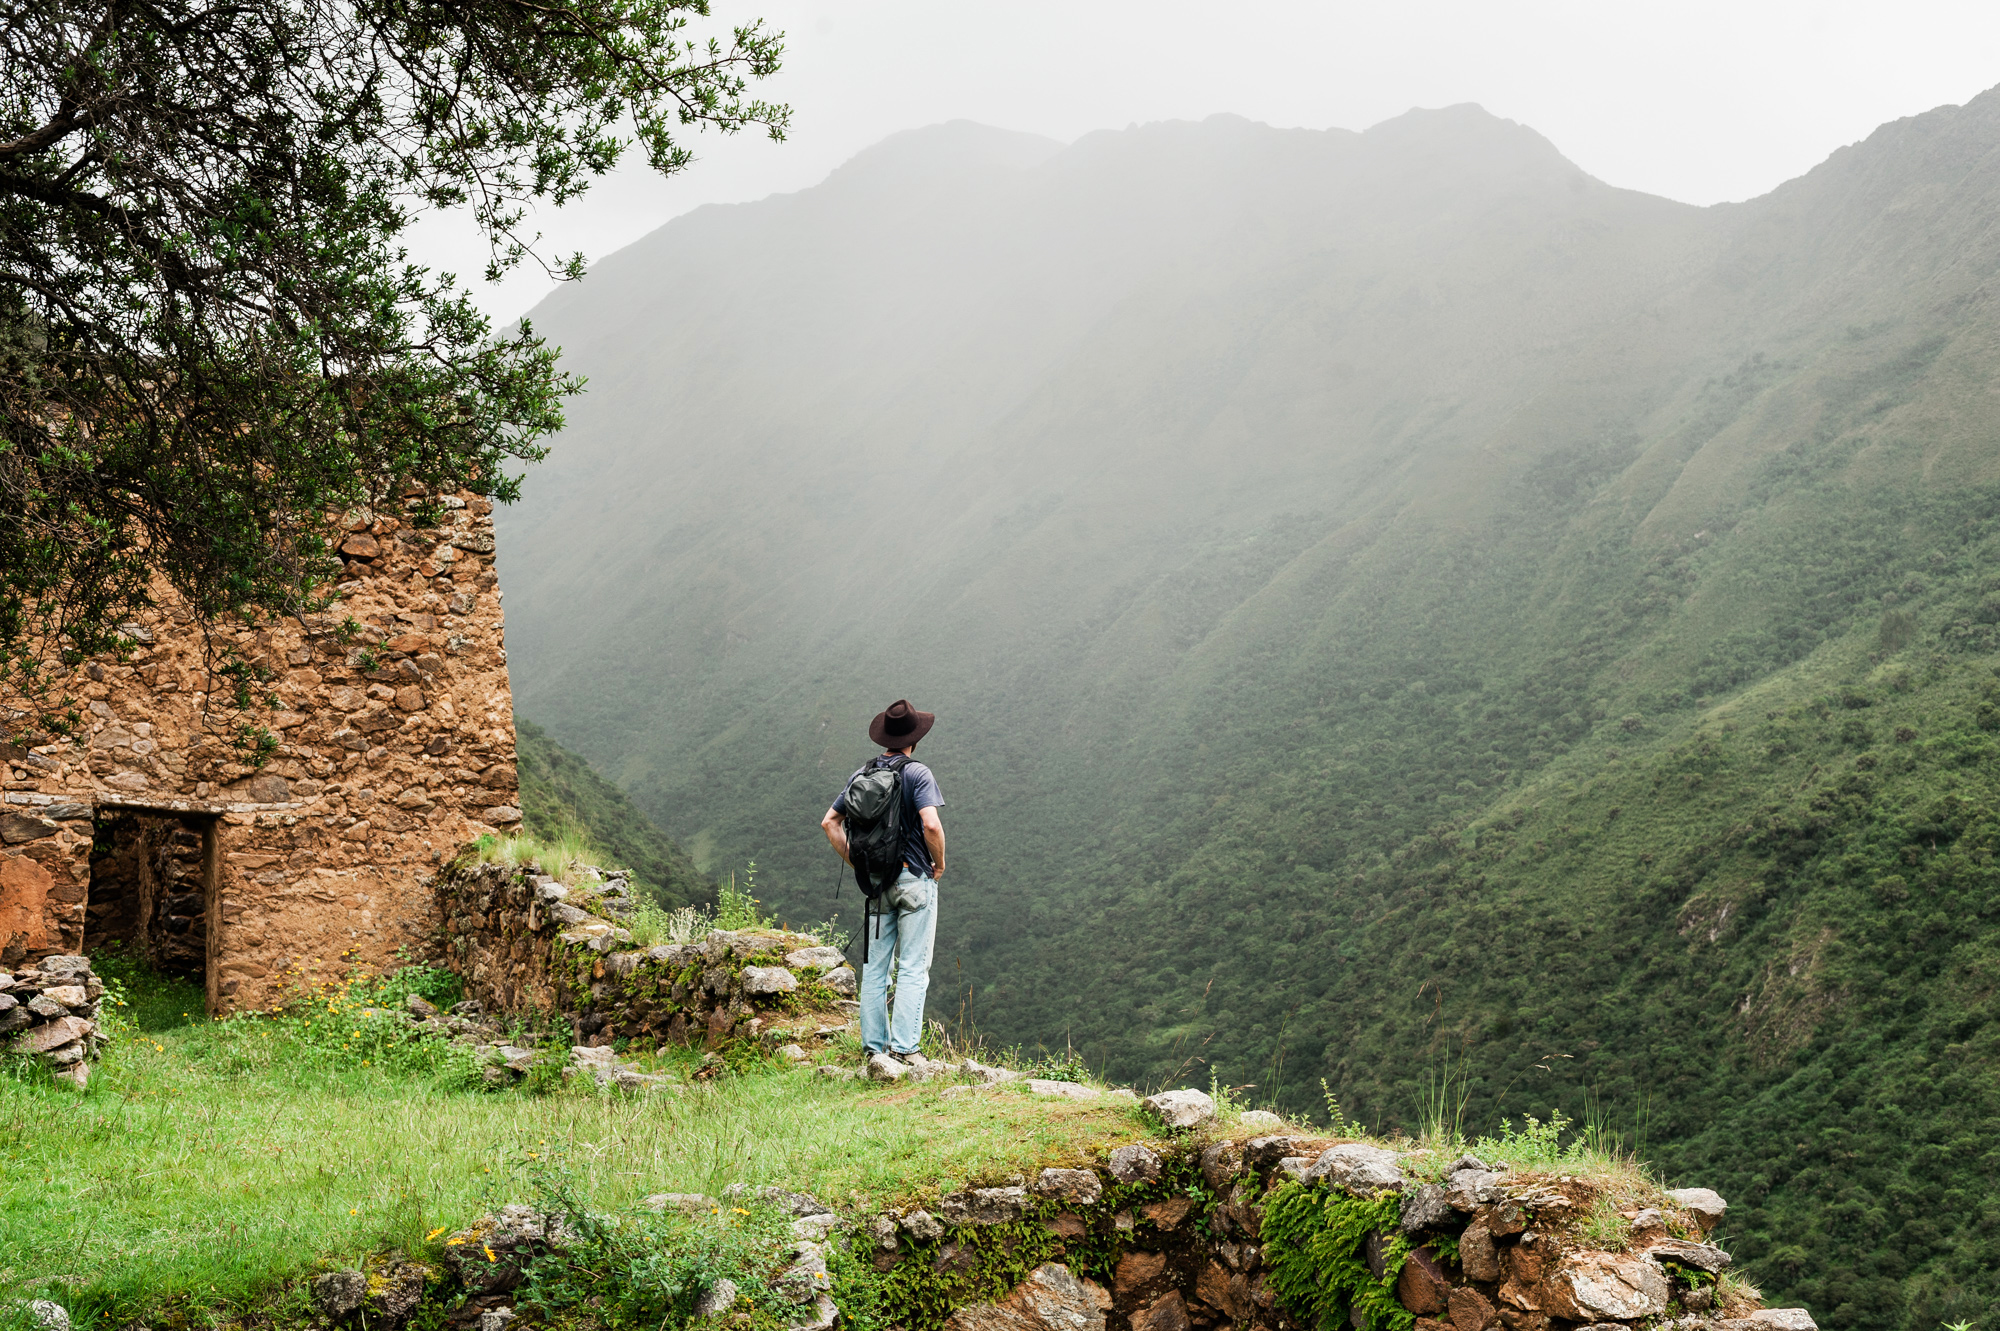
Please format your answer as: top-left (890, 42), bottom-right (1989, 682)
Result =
top-left (869, 699), bottom-right (935, 750)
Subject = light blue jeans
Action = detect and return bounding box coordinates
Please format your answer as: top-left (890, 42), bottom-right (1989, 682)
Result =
top-left (859, 870), bottom-right (937, 1056)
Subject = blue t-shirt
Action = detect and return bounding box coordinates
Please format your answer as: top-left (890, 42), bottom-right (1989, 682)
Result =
top-left (832, 757), bottom-right (944, 878)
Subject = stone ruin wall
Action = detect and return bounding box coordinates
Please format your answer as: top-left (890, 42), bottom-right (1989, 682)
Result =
top-left (0, 489), bottom-right (522, 1013)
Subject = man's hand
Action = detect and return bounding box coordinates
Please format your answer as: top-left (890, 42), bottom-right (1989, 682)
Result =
top-left (821, 807), bottom-right (851, 864)
top-left (920, 806), bottom-right (946, 878)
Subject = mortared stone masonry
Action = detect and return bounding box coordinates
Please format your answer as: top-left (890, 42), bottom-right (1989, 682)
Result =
top-left (0, 491), bottom-right (520, 1013)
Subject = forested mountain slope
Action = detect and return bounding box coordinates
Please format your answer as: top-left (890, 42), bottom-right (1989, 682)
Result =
top-left (498, 92), bottom-right (2000, 1328)
top-left (516, 718), bottom-right (710, 908)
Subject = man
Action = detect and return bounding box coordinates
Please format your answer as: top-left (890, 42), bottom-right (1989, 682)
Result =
top-left (820, 699), bottom-right (945, 1069)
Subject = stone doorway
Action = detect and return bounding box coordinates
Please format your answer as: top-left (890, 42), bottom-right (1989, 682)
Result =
top-left (86, 808), bottom-right (218, 982)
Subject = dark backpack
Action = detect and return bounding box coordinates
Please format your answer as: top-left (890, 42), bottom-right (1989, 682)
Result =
top-left (838, 753), bottom-right (911, 962)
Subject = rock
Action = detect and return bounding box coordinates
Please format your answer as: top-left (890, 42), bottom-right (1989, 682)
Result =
top-left (1236, 1108), bottom-right (1284, 1128)
top-left (904, 1209), bottom-right (946, 1241)
top-left (1446, 1152), bottom-right (1492, 1172)
top-left (962, 1057), bottom-right (1022, 1084)
top-left (818, 1064), bottom-right (860, 1080)
top-left (1114, 1250), bottom-right (1170, 1298)
top-left (777, 1240), bottom-right (832, 1304)
top-left (743, 966), bottom-right (799, 995)
top-left (314, 1269), bottom-right (369, 1317)
top-left (1448, 1286), bottom-right (1497, 1331)
top-left (12, 1014), bottom-right (91, 1053)
top-left (39, 984), bottom-right (86, 1008)
top-left (570, 1045), bottom-right (618, 1069)
top-left (1538, 1251), bottom-right (1671, 1324)
top-left (1242, 1135), bottom-right (1298, 1171)
top-left (0, 813), bottom-right (57, 843)
top-left (1196, 1261), bottom-right (1253, 1321)
top-left (1128, 1291), bottom-right (1190, 1331)
top-left (1397, 1247), bottom-right (1450, 1316)
top-left (1047, 1213), bottom-right (1088, 1239)
top-left (1668, 1187), bottom-right (1729, 1232)
top-left (778, 1043), bottom-right (809, 1062)
top-left (790, 1294), bottom-right (839, 1331)
top-left (1479, 1199), bottom-right (1529, 1236)
top-left (694, 1278), bottom-right (740, 1319)
top-left (441, 1205), bottom-right (565, 1294)
top-left (642, 1193), bottom-right (717, 1214)
top-left (612, 1068), bottom-right (673, 1092)
top-left (1644, 1236), bottom-right (1732, 1272)
top-left (1029, 1078), bottom-right (1100, 1099)
top-left (1400, 1182), bottom-right (1452, 1233)
top-left (406, 993), bottom-right (440, 1019)
top-left (1274, 1156), bottom-right (1314, 1181)
top-left (1447, 1167), bottom-right (1505, 1209)
top-left (1200, 1141), bottom-right (1244, 1190)
top-left (365, 1259), bottom-right (430, 1323)
top-left (786, 946), bottom-right (846, 970)
top-left (476, 1310), bottom-right (516, 1331)
top-left (1034, 1167), bottom-right (1104, 1205)
top-left (1142, 1087), bottom-right (1216, 1129)
top-left (866, 1052), bottom-right (907, 1081)
top-left (1460, 1222), bottom-right (1500, 1282)
top-left (26, 994), bottom-right (65, 1018)
top-left (823, 966), bottom-right (859, 996)
top-left (794, 1214), bottom-right (838, 1242)
top-left (940, 1186), bottom-right (1029, 1225)
top-left (1746, 1311), bottom-right (1817, 1330)
top-left (1304, 1143), bottom-right (1404, 1193)
top-left (1107, 1144), bottom-right (1161, 1183)
top-left (943, 1263), bottom-right (1112, 1331)
top-left (21, 1302), bottom-right (70, 1331)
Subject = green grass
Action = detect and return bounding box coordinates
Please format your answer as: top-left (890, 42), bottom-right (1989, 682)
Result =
top-left (0, 969), bottom-right (1172, 1323)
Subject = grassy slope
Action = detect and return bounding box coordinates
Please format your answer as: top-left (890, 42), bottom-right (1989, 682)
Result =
top-left (516, 717), bottom-right (710, 908)
top-left (0, 967), bottom-right (1164, 1316)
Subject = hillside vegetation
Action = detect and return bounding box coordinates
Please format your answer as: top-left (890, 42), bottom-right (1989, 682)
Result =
top-left (516, 717), bottom-right (710, 908)
top-left (498, 90), bottom-right (2000, 1329)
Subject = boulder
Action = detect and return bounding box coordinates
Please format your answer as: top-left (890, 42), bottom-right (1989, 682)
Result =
top-left (1668, 1187), bottom-right (1729, 1233)
top-left (823, 966), bottom-right (859, 997)
top-left (694, 1278), bottom-right (740, 1319)
top-left (742, 966), bottom-right (798, 995)
top-left (1446, 1167), bottom-right (1504, 1209)
top-left (1107, 1144), bottom-right (1162, 1183)
top-left (786, 946), bottom-right (846, 970)
top-left (1396, 1247), bottom-right (1450, 1316)
top-left (1200, 1141), bottom-right (1244, 1191)
top-left (1034, 1167), bottom-right (1104, 1205)
top-left (943, 1263), bottom-right (1112, 1331)
top-left (313, 1270), bottom-right (369, 1318)
top-left (1304, 1143), bottom-right (1404, 1193)
top-left (1459, 1222), bottom-right (1500, 1282)
top-left (1399, 1182), bottom-right (1451, 1233)
top-left (1537, 1251), bottom-right (1671, 1324)
top-left (1448, 1286), bottom-right (1497, 1331)
top-left (1644, 1236), bottom-right (1732, 1272)
top-left (940, 1186), bottom-right (1029, 1225)
top-left (1142, 1088), bottom-right (1216, 1129)
top-left (1128, 1291), bottom-right (1190, 1331)
top-left (1242, 1135), bottom-right (1299, 1171)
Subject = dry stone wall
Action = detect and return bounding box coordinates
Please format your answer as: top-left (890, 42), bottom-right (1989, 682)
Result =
top-left (0, 953), bottom-right (107, 1089)
top-left (0, 490), bottom-right (520, 1013)
top-left (434, 858), bottom-right (858, 1052)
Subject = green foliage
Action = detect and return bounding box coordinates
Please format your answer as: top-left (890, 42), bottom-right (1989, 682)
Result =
top-left (515, 1160), bottom-right (798, 1328)
top-left (716, 864), bottom-right (773, 931)
top-left (1260, 1183), bottom-right (1414, 1331)
top-left (517, 718), bottom-right (711, 908)
top-left (263, 962), bottom-right (477, 1086)
top-left (0, 1), bottom-right (787, 735)
top-left (1472, 1109), bottom-right (1587, 1171)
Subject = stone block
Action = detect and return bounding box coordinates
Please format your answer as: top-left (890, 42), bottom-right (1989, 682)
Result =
top-left (1537, 1251), bottom-right (1670, 1324)
top-left (1108, 1144), bottom-right (1161, 1183)
top-left (1034, 1168), bottom-right (1103, 1206)
top-left (1141, 1087), bottom-right (1216, 1129)
top-left (943, 1264), bottom-right (1109, 1331)
top-left (1305, 1143), bottom-right (1404, 1193)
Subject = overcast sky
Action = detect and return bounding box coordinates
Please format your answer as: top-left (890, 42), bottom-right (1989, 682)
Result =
top-left (406, 0), bottom-right (2000, 324)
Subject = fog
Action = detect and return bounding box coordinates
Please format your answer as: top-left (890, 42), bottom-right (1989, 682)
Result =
top-left (403, 0), bottom-right (2000, 324)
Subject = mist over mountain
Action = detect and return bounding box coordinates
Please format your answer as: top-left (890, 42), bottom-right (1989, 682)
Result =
top-left (501, 93), bottom-right (2000, 1329)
